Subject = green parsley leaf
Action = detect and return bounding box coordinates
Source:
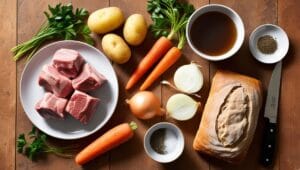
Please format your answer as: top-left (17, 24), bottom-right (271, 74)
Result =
top-left (17, 126), bottom-right (77, 161)
top-left (11, 3), bottom-right (93, 61)
top-left (17, 134), bottom-right (27, 153)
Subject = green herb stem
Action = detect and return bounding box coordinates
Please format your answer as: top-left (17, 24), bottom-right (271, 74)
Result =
top-left (11, 3), bottom-right (93, 61)
top-left (12, 30), bottom-right (57, 61)
top-left (167, 30), bottom-right (175, 40)
top-left (177, 29), bottom-right (186, 50)
top-left (17, 126), bottom-right (78, 160)
top-left (44, 146), bottom-right (75, 158)
top-left (147, 0), bottom-right (194, 49)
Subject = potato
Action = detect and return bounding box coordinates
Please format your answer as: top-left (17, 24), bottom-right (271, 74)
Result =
top-left (123, 14), bottom-right (148, 46)
top-left (88, 7), bottom-right (124, 34)
top-left (102, 34), bottom-right (131, 64)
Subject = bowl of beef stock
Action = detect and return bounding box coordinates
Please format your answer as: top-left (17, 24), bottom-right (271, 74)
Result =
top-left (186, 4), bottom-right (245, 61)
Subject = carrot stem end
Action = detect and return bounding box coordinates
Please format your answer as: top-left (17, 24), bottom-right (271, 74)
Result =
top-left (129, 121), bottom-right (138, 131)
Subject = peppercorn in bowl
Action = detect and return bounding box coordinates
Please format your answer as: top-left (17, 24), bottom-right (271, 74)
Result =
top-left (249, 24), bottom-right (289, 64)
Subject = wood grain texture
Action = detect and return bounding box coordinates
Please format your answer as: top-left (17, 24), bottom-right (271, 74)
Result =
top-left (278, 0), bottom-right (300, 169)
top-left (108, 1), bottom-right (163, 170)
top-left (71, 1), bottom-right (111, 169)
top-left (160, 0), bottom-right (210, 170)
top-left (16, 1), bottom-right (80, 170)
top-left (10, 0), bottom-right (300, 170)
top-left (207, 0), bottom-right (278, 170)
top-left (0, 0), bottom-right (16, 170)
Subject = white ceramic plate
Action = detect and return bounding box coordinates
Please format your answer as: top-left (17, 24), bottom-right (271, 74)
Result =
top-left (20, 40), bottom-right (119, 140)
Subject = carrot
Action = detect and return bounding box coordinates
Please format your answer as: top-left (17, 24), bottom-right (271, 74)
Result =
top-left (125, 36), bottom-right (172, 90)
top-left (140, 47), bottom-right (182, 90)
top-left (75, 122), bottom-right (137, 165)
top-left (126, 0), bottom-right (194, 90)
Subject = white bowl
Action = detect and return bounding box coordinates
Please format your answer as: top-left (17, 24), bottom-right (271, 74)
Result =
top-left (144, 122), bottom-right (184, 163)
top-left (186, 4), bottom-right (245, 61)
top-left (249, 24), bottom-right (289, 64)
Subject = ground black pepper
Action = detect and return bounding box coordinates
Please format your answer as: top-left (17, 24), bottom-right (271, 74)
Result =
top-left (150, 128), bottom-right (167, 154)
top-left (257, 35), bottom-right (277, 54)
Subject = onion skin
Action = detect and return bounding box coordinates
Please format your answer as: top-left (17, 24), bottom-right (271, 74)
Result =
top-left (126, 91), bottom-right (164, 119)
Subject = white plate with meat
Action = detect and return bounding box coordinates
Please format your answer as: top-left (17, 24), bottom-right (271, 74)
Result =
top-left (20, 40), bottom-right (119, 140)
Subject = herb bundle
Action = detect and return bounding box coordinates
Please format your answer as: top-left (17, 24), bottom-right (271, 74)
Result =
top-left (17, 127), bottom-right (77, 160)
top-left (11, 3), bottom-right (93, 61)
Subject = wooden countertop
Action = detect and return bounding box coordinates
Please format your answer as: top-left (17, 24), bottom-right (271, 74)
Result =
top-left (1, 0), bottom-right (299, 169)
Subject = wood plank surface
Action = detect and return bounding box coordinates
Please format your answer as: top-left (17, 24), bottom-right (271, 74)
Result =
top-left (16, 1), bottom-right (73, 169)
top-left (15, 1), bottom-right (112, 170)
top-left (207, 0), bottom-right (278, 170)
top-left (108, 1), bottom-right (163, 169)
top-left (278, 0), bottom-right (300, 169)
top-left (71, 1), bottom-right (111, 170)
top-left (0, 0), bottom-right (17, 170)
top-left (15, 1), bottom-right (93, 170)
top-left (0, 0), bottom-right (297, 169)
top-left (160, 0), bottom-right (210, 169)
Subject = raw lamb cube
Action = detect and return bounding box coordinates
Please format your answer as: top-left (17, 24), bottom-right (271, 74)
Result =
top-left (38, 64), bottom-right (73, 98)
top-left (52, 48), bottom-right (85, 78)
top-left (72, 63), bottom-right (106, 92)
top-left (65, 90), bottom-right (100, 124)
top-left (35, 92), bottom-right (68, 119)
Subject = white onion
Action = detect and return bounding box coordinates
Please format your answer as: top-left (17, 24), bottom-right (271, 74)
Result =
top-left (166, 93), bottom-right (200, 121)
top-left (173, 63), bottom-right (203, 94)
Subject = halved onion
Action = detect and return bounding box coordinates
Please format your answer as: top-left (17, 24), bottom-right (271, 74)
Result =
top-left (166, 93), bottom-right (200, 121)
top-left (173, 63), bottom-right (203, 94)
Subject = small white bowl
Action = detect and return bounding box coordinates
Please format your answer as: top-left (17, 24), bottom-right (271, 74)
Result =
top-left (249, 24), bottom-right (289, 64)
top-left (186, 4), bottom-right (245, 61)
top-left (144, 122), bottom-right (184, 163)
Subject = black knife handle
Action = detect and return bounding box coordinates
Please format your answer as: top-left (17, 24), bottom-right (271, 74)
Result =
top-left (260, 118), bottom-right (277, 167)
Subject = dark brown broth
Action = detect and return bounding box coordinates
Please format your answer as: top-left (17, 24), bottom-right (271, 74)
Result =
top-left (190, 11), bottom-right (237, 56)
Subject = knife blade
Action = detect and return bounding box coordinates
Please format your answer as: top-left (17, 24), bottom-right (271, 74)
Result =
top-left (260, 61), bottom-right (282, 166)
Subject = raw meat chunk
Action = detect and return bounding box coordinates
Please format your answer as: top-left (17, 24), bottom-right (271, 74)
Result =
top-left (52, 48), bottom-right (85, 78)
top-left (35, 92), bottom-right (68, 119)
top-left (65, 90), bottom-right (100, 124)
top-left (38, 64), bottom-right (73, 98)
top-left (72, 63), bottom-right (106, 92)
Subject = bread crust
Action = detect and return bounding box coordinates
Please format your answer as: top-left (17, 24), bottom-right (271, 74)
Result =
top-left (193, 70), bottom-right (263, 163)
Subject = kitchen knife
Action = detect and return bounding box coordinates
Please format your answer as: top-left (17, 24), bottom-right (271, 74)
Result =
top-left (260, 61), bottom-right (282, 166)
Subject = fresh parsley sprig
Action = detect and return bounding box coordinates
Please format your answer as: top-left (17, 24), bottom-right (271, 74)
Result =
top-left (17, 127), bottom-right (77, 160)
top-left (17, 134), bottom-right (26, 153)
top-left (11, 3), bottom-right (93, 61)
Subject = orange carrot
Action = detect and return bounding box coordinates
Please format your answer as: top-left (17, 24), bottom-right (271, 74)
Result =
top-left (125, 36), bottom-right (172, 90)
top-left (75, 122), bottom-right (137, 165)
top-left (140, 47), bottom-right (182, 90)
